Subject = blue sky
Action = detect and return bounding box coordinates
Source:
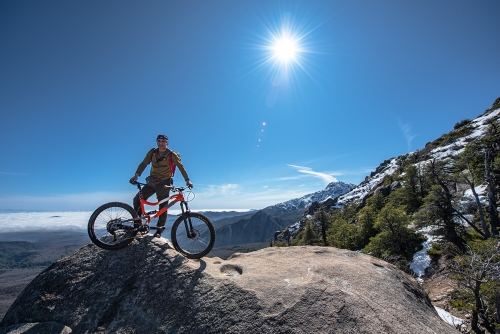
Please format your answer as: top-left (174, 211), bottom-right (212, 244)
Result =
top-left (1, 0), bottom-right (499, 212)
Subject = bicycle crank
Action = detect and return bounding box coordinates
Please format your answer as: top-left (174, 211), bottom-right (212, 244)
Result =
top-left (137, 224), bottom-right (150, 234)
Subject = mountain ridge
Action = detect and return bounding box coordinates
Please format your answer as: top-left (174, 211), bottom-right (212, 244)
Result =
top-left (263, 181), bottom-right (356, 213)
top-left (211, 182), bottom-right (356, 247)
top-left (275, 98), bottom-right (500, 244)
top-left (331, 100), bottom-right (500, 210)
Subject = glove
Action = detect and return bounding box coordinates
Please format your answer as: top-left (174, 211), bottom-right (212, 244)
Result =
top-left (130, 175), bottom-right (138, 184)
top-left (186, 181), bottom-right (193, 189)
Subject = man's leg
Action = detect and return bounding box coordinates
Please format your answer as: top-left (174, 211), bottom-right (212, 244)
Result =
top-left (133, 185), bottom-right (156, 218)
top-left (154, 181), bottom-right (171, 228)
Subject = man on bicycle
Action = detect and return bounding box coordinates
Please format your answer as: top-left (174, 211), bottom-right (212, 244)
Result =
top-left (130, 134), bottom-right (193, 238)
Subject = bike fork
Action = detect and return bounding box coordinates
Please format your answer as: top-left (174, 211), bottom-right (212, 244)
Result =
top-left (180, 202), bottom-right (194, 238)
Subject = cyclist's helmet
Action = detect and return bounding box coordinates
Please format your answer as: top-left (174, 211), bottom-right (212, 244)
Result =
top-left (157, 134), bottom-right (168, 141)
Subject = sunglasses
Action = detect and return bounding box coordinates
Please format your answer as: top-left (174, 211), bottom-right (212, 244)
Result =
top-left (157, 139), bottom-right (167, 143)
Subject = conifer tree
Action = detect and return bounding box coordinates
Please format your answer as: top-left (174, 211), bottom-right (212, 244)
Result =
top-left (449, 239), bottom-right (500, 334)
top-left (399, 164), bottom-right (423, 213)
top-left (356, 206), bottom-right (378, 246)
top-left (462, 117), bottom-right (500, 237)
top-left (454, 148), bottom-right (490, 238)
top-left (302, 220), bottom-right (317, 246)
top-left (314, 210), bottom-right (330, 246)
top-left (364, 205), bottom-right (423, 260)
top-left (484, 148), bottom-right (499, 236)
top-left (416, 159), bottom-right (468, 250)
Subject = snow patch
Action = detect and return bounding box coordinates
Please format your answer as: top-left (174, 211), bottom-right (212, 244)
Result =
top-left (267, 181), bottom-right (356, 212)
top-left (429, 108), bottom-right (500, 160)
top-left (410, 227), bottom-right (441, 283)
top-left (288, 221), bottom-right (300, 233)
top-left (334, 158), bottom-right (399, 207)
top-left (463, 184), bottom-right (489, 206)
top-left (435, 306), bottom-right (466, 328)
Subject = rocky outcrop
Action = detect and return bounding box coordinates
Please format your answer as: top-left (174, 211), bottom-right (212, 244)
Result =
top-left (0, 237), bottom-right (457, 333)
top-left (356, 180), bottom-right (402, 208)
top-left (368, 159), bottom-right (395, 178)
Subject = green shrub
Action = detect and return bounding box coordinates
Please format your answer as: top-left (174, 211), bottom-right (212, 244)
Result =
top-left (291, 220), bottom-right (321, 246)
top-left (272, 241), bottom-right (288, 247)
top-left (327, 221), bottom-right (360, 250)
top-left (431, 124), bottom-right (474, 148)
top-left (454, 119), bottom-right (472, 130)
top-left (427, 243), bottom-right (443, 257)
top-left (363, 206), bottom-right (425, 260)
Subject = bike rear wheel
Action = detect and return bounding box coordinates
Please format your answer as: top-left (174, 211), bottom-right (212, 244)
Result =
top-left (171, 212), bottom-right (215, 259)
top-left (88, 202), bottom-right (138, 250)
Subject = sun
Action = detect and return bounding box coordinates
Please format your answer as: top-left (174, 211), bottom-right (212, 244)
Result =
top-left (266, 27), bottom-right (304, 71)
top-left (258, 13), bottom-right (313, 82)
top-left (270, 32), bottom-right (302, 65)
top-left (249, 10), bottom-right (321, 94)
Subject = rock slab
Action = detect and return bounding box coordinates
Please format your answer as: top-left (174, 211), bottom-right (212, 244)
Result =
top-left (0, 237), bottom-right (457, 333)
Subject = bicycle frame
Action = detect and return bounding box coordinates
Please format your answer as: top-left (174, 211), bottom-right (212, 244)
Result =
top-left (135, 183), bottom-right (191, 225)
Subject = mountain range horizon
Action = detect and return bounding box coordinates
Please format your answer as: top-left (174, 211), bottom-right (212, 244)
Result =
top-left (1, 97), bottom-right (498, 330)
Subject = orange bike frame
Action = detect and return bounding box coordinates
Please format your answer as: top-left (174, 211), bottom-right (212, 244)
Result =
top-left (138, 192), bottom-right (185, 223)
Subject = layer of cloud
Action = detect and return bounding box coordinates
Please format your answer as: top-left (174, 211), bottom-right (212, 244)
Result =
top-left (0, 211), bottom-right (91, 232)
top-left (201, 184), bottom-right (240, 197)
top-left (286, 164), bottom-right (338, 183)
top-left (326, 168), bottom-right (376, 177)
top-left (277, 167), bottom-right (374, 183)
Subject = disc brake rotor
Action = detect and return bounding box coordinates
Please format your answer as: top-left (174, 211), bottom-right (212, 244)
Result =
top-left (189, 229), bottom-right (200, 239)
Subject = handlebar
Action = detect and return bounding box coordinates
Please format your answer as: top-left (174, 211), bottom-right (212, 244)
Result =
top-left (129, 180), bottom-right (189, 193)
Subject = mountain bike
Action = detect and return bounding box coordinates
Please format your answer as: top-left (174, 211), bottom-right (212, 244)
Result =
top-left (87, 181), bottom-right (216, 259)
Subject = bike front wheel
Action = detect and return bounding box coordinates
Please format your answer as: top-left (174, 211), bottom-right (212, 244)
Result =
top-left (171, 212), bottom-right (215, 259)
top-left (88, 202), bottom-right (138, 250)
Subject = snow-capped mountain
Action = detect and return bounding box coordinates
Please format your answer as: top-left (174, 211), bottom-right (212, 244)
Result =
top-left (264, 181), bottom-right (356, 213)
top-left (331, 103), bottom-right (500, 209)
top-left (333, 158), bottom-right (400, 208)
top-left (274, 97), bottom-right (500, 246)
top-left (211, 182), bottom-right (356, 247)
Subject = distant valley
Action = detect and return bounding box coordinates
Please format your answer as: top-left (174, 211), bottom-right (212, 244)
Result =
top-left (0, 229), bottom-right (89, 320)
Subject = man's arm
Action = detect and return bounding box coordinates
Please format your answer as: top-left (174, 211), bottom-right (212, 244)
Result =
top-left (131, 149), bottom-right (154, 181)
top-left (171, 151), bottom-right (192, 187)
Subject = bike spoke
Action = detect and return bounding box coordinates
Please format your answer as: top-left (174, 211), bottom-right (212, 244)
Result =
top-left (88, 202), bottom-right (137, 249)
top-left (171, 213), bottom-right (215, 259)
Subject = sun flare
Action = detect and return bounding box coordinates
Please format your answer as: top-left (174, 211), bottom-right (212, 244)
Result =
top-left (259, 14), bottom-right (312, 82)
top-left (251, 11), bottom-right (319, 91)
top-left (270, 32), bottom-right (301, 65)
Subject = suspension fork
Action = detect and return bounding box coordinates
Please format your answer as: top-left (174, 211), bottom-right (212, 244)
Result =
top-left (180, 201), bottom-right (195, 238)
top-left (137, 184), bottom-right (146, 217)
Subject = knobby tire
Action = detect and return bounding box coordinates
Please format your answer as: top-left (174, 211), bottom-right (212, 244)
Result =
top-left (171, 212), bottom-right (215, 259)
top-left (88, 202), bottom-right (138, 250)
